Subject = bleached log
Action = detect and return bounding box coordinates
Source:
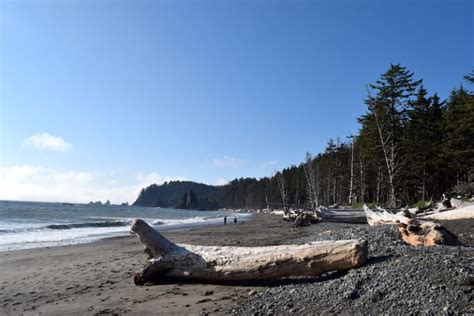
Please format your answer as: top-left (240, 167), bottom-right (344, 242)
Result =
top-left (421, 205), bottom-right (474, 220)
top-left (131, 219), bottom-right (368, 285)
top-left (363, 204), bottom-right (411, 226)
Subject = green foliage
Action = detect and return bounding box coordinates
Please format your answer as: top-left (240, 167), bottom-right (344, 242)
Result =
top-left (412, 200), bottom-right (430, 209)
top-left (443, 86), bottom-right (474, 185)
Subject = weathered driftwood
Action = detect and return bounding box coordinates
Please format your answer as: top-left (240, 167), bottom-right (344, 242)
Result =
top-left (319, 207), bottom-right (367, 224)
top-left (363, 205), bottom-right (460, 247)
top-left (363, 205), bottom-right (411, 226)
top-left (131, 219), bottom-right (368, 285)
top-left (282, 209), bottom-right (320, 225)
top-left (398, 220), bottom-right (461, 247)
top-left (282, 208), bottom-right (365, 225)
top-left (421, 205), bottom-right (474, 220)
top-left (293, 212), bottom-right (320, 227)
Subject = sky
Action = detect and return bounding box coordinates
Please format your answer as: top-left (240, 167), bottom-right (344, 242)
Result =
top-left (0, 0), bottom-right (472, 203)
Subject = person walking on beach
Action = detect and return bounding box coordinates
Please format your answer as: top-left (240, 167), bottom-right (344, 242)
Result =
top-left (224, 216), bottom-right (227, 225)
top-left (234, 216), bottom-right (237, 224)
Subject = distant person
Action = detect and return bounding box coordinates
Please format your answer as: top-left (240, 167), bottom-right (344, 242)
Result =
top-left (234, 216), bottom-right (237, 224)
top-left (224, 216), bottom-right (227, 225)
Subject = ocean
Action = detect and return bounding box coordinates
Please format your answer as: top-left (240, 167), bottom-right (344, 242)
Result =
top-left (0, 200), bottom-right (249, 252)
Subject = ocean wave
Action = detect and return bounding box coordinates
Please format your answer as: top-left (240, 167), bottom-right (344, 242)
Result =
top-left (45, 220), bottom-right (132, 230)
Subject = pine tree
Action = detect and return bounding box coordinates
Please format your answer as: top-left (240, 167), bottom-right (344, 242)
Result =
top-left (443, 85), bottom-right (474, 186)
top-left (364, 64), bottom-right (421, 207)
top-left (402, 86), bottom-right (445, 202)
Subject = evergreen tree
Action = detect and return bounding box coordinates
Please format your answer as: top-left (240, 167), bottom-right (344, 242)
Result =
top-left (443, 85), bottom-right (474, 185)
top-left (402, 86), bottom-right (445, 202)
top-left (364, 64), bottom-right (421, 207)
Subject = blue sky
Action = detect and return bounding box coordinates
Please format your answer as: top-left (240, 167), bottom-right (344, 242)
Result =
top-left (0, 0), bottom-right (472, 203)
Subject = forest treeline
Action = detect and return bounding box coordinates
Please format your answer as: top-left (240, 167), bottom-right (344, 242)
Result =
top-left (135, 65), bottom-right (473, 209)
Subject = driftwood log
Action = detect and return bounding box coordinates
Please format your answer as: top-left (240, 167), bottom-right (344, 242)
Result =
top-left (397, 220), bottom-right (461, 246)
top-left (363, 205), bottom-right (460, 247)
top-left (319, 208), bottom-right (367, 224)
top-left (421, 205), bottom-right (474, 220)
top-left (282, 208), bottom-right (365, 225)
top-left (363, 205), bottom-right (411, 226)
top-left (130, 219), bottom-right (368, 285)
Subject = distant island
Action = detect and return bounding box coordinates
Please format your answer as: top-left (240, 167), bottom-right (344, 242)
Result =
top-left (88, 200), bottom-right (111, 206)
top-left (133, 181), bottom-right (220, 210)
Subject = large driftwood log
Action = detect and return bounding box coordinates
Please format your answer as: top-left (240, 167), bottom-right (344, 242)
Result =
top-left (363, 205), bottom-right (460, 247)
top-left (131, 219), bottom-right (368, 285)
top-left (319, 207), bottom-right (367, 224)
top-left (363, 205), bottom-right (411, 226)
top-left (421, 205), bottom-right (474, 220)
top-left (282, 208), bottom-right (365, 224)
top-left (397, 220), bottom-right (461, 246)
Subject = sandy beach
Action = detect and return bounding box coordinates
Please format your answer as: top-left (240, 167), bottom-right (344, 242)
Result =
top-left (0, 214), bottom-right (303, 315)
top-left (1, 214), bottom-right (473, 315)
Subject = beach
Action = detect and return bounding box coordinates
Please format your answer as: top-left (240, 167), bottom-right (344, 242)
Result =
top-left (1, 214), bottom-right (473, 315)
top-left (0, 214), bottom-right (302, 315)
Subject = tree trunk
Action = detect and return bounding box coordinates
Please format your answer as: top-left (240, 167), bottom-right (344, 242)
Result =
top-left (131, 219), bottom-right (368, 285)
top-left (359, 153), bottom-right (365, 203)
top-left (303, 152), bottom-right (319, 210)
top-left (376, 167), bottom-right (382, 205)
top-left (348, 137), bottom-right (355, 205)
top-left (276, 172), bottom-right (288, 208)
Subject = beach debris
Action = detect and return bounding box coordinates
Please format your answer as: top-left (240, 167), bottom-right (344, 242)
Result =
top-left (420, 205), bottom-right (474, 220)
top-left (397, 220), bottom-right (461, 246)
top-left (130, 219), bottom-right (368, 285)
top-left (281, 207), bottom-right (366, 225)
top-left (363, 205), bottom-right (461, 247)
top-left (363, 205), bottom-right (411, 226)
top-left (318, 207), bottom-right (367, 224)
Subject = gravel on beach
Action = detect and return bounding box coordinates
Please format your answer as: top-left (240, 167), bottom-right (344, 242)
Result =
top-left (235, 220), bottom-right (474, 315)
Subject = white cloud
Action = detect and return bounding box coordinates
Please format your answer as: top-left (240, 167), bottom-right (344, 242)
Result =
top-left (24, 133), bottom-right (72, 152)
top-left (212, 156), bottom-right (244, 168)
top-left (263, 160), bottom-right (278, 167)
top-left (215, 178), bottom-right (228, 186)
top-left (135, 172), bottom-right (187, 185)
top-left (0, 165), bottom-right (183, 204)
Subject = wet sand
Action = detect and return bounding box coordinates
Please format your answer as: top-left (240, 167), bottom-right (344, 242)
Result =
top-left (0, 214), bottom-right (302, 315)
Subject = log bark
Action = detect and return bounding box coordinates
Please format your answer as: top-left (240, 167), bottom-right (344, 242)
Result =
top-left (131, 219), bottom-right (368, 285)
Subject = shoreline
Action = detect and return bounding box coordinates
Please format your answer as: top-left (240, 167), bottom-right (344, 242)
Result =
top-left (0, 213), bottom-right (301, 315)
top-left (0, 207), bottom-right (253, 253)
